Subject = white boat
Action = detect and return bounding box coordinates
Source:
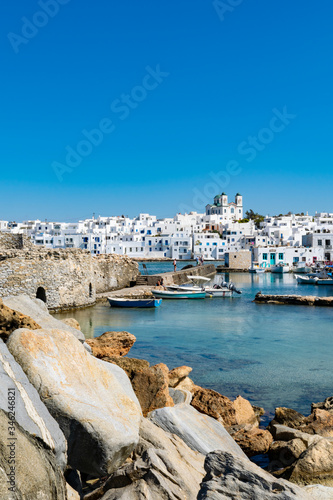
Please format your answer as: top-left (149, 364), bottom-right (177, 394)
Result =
top-left (152, 289), bottom-right (206, 299)
top-left (270, 264), bottom-right (290, 274)
top-left (295, 274), bottom-right (318, 285)
top-left (167, 275), bottom-right (241, 296)
top-left (292, 265), bottom-right (312, 274)
top-left (248, 265), bottom-right (266, 274)
top-left (205, 287), bottom-right (233, 297)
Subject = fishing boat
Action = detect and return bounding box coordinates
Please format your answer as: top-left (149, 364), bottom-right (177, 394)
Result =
top-left (292, 264), bottom-right (312, 274)
top-left (270, 264), bottom-right (290, 274)
top-left (166, 276), bottom-right (210, 292)
top-left (205, 288), bottom-right (233, 297)
top-left (108, 297), bottom-right (162, 308)
top-left (167, 276), bottom-right (241, 296)
top-left (295, 275), bottom-right (318, 285)
top-left (248, 265), bottom-right (266, 274)
top-left (152, 289), bottom-right (206, 299)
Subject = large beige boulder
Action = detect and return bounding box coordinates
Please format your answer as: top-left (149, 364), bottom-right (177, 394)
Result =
top-left (7, 328), bottom-right (142, 476)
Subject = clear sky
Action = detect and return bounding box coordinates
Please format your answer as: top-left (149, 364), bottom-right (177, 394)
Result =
top-left (2, 1), bottom-right (333, 221)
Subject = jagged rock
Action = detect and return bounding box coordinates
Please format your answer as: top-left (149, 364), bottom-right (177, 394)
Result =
top-left (84, 417), bottom-right (205, 499)
top-left (312, 396), bottom-right (333, 413)
top-left (232, 425), bottom-right (273, 457)
top-left (61, 318), bottom-right (81, 331)
top-left (0, 339), bottom-right (67, 469)
top-left (284, 437), bottom-right (333, 486)
top-left (86, 331), bottom-right (136, 358)
top-left (233, 395), bottom-right (258, 426)
top-left (269, 407), bottom-right (306, 429)
top-left (0, 298), bottom-right (41, 341)
top-left (197, 450), bottom-right (311, 499)
top-left (173, 375), bottom-right (195, 392)
top-left (7, 328), bottom-right (142, 476)
top-left (105, 357), bottom-right (174, 417)
top-left (149, 403), bottom-right (246, 458)
top-left (168, 365), bottom-right (192, 388)
top-left (0, 409), bottom-right (67, 499)
top-left (268, 439), bottom-right (307, 469)
top-left (269, 423), bottom-right (321, 447)
top-left (3, 295), bottom-right (85, 343)
top-left (190, 386), bottom-right (236, 426)
top-left (300, 409), bottom-right (333, 437)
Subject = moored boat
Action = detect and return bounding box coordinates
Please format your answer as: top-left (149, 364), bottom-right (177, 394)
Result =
top-left (248, 265), bottom-right (266, 274)
top-left (270, 264), bottom-right (290, 273)
top-left (295, 275), bottom-right (318, 285)
top-left (152, 289), bottom-right (206, 299)
top-left (108, 297), bottom-right (162, 308)
top-left (292, 265), bottom-right (312, 274)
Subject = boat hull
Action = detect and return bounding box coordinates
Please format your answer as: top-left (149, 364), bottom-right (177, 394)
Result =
top-left (205, 288), bottom-right (233, 297)
top-left (295, 275), bottom-right (318, 284)
top-left (108, 298), bottom-right (162, 308)
top-left (152, 290), bottom-right (206, 299)
top-left (270, 265), bottom-right (290, 274)
top-left (316, 279), bottom-right (333, 285)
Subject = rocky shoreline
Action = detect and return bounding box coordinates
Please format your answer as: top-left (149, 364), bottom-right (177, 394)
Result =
top-left (1, 295), bottom-right (333, 499)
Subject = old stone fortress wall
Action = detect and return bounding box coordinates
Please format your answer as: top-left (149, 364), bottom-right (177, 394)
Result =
top-left (0, 234), bottom-right (139, 310)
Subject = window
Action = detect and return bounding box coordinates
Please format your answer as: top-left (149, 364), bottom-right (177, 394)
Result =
top-left (263, 253), bottom-right (267, 260)
top-left (318, 239), bottom-right (322, 246)
top-left (278, 253), bottom-right (284, 260)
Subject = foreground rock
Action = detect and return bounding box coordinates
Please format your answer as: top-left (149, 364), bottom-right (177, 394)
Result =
top-left (105, 357), bottom-right (174, 416)
top-left (0, 298), bottom-right (41, 341)
top-left (232, 425), bottom-right (273, 457)
top-left (283, 437), bottom-right (333, 487)
top-left (0, 339), bottom-right (67, 469)
top-left (86, 331), bottom-right (136, 358)
top-left (7, 327), bottom-right (142, 476)
top-left (0, 409), bottom-right (67, 499)
top-left (197, 450), bottom-right (312, 499)
top-left (168, 365), bottom-right (193, 388)
top-left (149, 403), bottom-right (246, 458)
top-left (84, 417), bottom-right (205, 499)
top-left (3, 295), bottom-right (85, 342)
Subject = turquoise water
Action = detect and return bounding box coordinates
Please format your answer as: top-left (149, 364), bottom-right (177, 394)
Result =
top-left (55, 267), bottom-right (333, 420)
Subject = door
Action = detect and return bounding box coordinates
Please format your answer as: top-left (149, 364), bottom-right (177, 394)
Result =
top-left (270, 253), bottom-right (276, 266)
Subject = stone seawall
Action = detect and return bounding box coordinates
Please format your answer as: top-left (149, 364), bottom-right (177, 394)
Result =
top-left (0, 243), bottom-right (139, 310)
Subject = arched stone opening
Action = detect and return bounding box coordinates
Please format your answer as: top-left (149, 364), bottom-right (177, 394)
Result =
top-left (36, 287), bottom-right (47, 303)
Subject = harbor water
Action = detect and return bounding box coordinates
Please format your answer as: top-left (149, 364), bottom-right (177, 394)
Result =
top-left (55, 263), bottom-right (333, 420)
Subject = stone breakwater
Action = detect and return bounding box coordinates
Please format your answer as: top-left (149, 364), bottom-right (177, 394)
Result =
top-left (254, 292), bottom-right (333, 306)
top-left (0, 235), bottom-right (139, 311)
top-left (1, 294), bottom-right (333, 499)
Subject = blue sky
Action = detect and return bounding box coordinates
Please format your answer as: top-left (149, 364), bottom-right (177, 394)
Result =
top-left (2, 1), bottom-right (333, 221)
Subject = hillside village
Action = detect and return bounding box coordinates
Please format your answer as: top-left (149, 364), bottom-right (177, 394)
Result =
top-left (1, 193), bottom-right (333, 268)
